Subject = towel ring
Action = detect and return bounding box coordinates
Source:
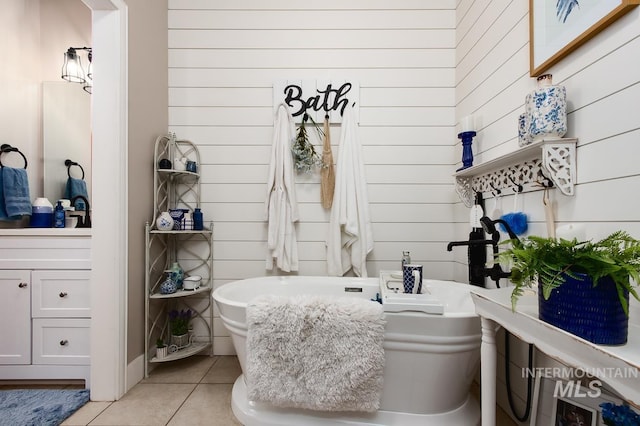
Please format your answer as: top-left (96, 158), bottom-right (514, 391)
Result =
top-left (0, 144), bottom-right (27, 169)
top-left (65, 159), bottom-right (85, 180)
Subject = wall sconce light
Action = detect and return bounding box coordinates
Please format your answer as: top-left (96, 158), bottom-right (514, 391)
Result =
top-left (61, 47), bottom-right (92, 94)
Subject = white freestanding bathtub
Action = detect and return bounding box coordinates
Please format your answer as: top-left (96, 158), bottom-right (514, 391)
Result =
top-left (213, 276), bottom-right (481, 426)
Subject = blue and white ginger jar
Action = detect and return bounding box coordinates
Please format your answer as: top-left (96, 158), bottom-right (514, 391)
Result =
top-left (160, 272), bottom-right (178, 294)
top-left (524, 74), bottom-right (567, 143)
top-left (156, 211), bottom-right (174, 231)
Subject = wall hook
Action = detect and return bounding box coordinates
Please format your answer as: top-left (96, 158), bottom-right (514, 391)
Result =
top-left (509, 176), bottom-right (523, 193)
top-left (536, 169), bottom-right (554, 188)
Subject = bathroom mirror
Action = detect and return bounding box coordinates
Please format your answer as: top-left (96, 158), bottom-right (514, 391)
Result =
top-left (42, 81), bottom-right (91, 205)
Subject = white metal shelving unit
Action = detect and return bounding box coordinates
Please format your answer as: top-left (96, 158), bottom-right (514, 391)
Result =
top-left (144, 133), bottom-right (214, 378)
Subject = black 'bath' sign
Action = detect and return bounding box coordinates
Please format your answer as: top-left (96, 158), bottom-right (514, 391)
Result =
top-left (273, 80), bottom-right (360, 123)
top-left (283, 82), bottom-right (353, 117)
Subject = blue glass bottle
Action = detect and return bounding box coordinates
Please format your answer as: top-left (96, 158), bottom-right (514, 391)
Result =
top-left (193, 208), bottom-right (204, 231)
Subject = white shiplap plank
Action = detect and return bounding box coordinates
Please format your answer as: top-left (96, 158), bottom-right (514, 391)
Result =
top-left (560, 35), bottom-right (640, 111)
top-left (169, 0), bottom-right (456, 11)
top-left (360, 107), bottom-right (455, 126)
top-left (169, 87), bottom-right (455, 109)
top-left (365, 165), bottom-right (454, 184)
top-left (169, 68), bottom-right (455, 88)
top-left (169, 29), bottom-right (458, 50)
top-left (577, 130), bottom-right (640, 184)
top-left (456, 18), bottom-right (529, 101)
top-left (368, 184), bottom-right (457, 204)
top-left (361, 88), bottom-right (455, 107)
top-left (169, 49), bottom-right (454, 70)
top-left (363, 145), bottom-right (452, 164)
top-left (169, 10), bottom-right (455, 31)
top-left (570, 83), bottom-right (640, 146)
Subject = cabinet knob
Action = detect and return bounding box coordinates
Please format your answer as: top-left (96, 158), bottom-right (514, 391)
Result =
top-left (59, 340), bottom-right (69, 346)
top-left (59, 292), bottom-right (68, 298)
top-left (18, 282), bottom-right (28, 288)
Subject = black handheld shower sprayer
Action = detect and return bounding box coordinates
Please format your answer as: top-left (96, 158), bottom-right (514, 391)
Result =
top-left (479, 216), bottom-right (520, 242)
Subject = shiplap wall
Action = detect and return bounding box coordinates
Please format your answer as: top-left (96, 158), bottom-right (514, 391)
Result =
top-left (455, 0), bottom-right (640, 422)
top-left (168, 0), bottom-right (458, 354)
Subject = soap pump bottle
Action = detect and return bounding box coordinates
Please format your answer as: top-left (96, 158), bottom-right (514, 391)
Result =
top-left (54, 201), bottom-right (65, 228)
top-left (402, 251), bottom-right (411, 267)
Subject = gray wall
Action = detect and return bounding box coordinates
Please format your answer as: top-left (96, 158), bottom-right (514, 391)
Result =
top-left (125, 0), bottom-right (168, 363)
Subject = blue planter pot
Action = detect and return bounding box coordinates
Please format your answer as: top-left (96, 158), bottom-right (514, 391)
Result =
top-left (538, 273), bottom-right (629, 345)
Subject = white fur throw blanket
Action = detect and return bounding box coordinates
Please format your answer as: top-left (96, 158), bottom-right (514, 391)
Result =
top-left (246, 295), bottom-right (386, 412)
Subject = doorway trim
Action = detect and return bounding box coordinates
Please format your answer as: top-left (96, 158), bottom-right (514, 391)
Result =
top-left (83, 0), bottom-right (128, 401)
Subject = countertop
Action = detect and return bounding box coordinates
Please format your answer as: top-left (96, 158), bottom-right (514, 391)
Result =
top-left (0, 228), bottom-right (92, 237)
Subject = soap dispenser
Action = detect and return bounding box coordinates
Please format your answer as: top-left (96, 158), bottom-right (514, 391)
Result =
top-left (402, 251), bottom-right (411, 267)
top-left (54, 201), bottom-right (65, 228)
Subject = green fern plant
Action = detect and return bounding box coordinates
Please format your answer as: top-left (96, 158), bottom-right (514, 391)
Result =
top-left (497, 231), bottom-right (640, 315)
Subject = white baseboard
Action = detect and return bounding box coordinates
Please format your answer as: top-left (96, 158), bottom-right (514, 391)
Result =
top-left (126, 354), bottom-right (145, 393)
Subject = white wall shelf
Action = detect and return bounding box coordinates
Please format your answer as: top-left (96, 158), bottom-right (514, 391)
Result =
top-left (454, 138), bottom-right (577, 207)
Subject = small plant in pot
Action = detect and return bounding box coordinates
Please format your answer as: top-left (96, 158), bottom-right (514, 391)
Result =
top-left (156, 338), bottom-right (168, 359)
top-left (498, 231), bottom-right (640, 345)
top-left (168, 308), bottom-right (192, 348)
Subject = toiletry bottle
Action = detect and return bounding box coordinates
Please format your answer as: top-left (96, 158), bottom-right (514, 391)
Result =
top-left (193, 207), bottom-right (204, 230)
top-left (402, 251), bottom-right (411, 267)
top-left (54, 200), bottom-right (65, 228)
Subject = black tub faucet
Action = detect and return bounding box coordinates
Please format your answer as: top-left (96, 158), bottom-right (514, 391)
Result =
top-left (447, 216), bottom-right (519, 287)
top-left (70, 195), bottom-right (91, 228)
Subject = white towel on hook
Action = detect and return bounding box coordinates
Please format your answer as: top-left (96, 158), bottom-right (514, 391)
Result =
top-left (265, 103), bottom-right (299, 272)
top-left (326, 104), bottom-right (374, 277)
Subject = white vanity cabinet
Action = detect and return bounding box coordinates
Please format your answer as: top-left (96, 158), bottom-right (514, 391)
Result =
top-left (0, 230), bottom-right (91, 385)
top-left (0, 269), bottom-right (31, 364)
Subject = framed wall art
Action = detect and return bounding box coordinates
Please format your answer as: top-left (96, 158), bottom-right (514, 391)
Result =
top-left (551, 396), bottom-right (597, 426)
top-left (529, 0), bottom-right (640, 76)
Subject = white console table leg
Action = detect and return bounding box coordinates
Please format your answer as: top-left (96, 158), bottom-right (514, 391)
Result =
top-left (481, 317), bottom-right (498, 426)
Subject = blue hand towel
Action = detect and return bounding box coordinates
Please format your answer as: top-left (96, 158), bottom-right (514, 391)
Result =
top-left (64, 177), bottom-right (89, 211)
top-left (2, 166), bottom-right (31, 219)
top-left (0, 170), bottom-right (7, 220)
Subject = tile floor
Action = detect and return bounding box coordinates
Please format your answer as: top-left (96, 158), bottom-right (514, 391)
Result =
top-left (63, 356), bottom-right (242, 426)
top-left (56, 355), bottom-right (516, 426)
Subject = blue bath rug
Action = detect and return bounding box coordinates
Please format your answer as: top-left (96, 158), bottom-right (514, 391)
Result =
top-left (0, 389), bottom-right (89, 426)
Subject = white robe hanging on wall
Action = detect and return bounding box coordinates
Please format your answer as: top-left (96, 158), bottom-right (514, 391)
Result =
top-left (326, 104), bottom-right (374, 277)
top-left (265, 103), bottom-right (299, 272)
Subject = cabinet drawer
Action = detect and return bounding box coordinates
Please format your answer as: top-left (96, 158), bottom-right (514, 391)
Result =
top-left (32, 318), bottom-right (90, 365)
top-left (32, 270), bottom-right (90, 318)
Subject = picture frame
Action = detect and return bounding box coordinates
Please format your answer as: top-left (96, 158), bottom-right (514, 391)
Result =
top-left (529, 0), bottom-right (640, 76)
top-left (551, 396), bottom-right (597, 426)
